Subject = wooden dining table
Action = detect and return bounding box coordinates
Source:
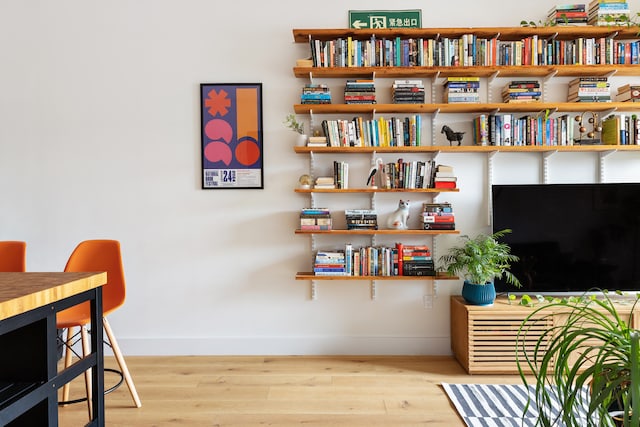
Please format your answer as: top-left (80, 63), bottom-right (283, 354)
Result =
top-left (0, 272), bottom-right (107, 426)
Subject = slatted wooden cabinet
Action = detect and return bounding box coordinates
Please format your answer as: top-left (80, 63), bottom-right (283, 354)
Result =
top-left (450, 295), bottom-right (640, 374)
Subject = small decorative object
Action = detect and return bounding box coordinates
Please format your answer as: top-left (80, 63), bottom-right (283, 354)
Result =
top-left (441, 125), bottom-right (465, 146)
top-left (284, 113), bottom-right (307, 146)
top-left (438, 229), bottom-right (521, 306)
top-left (366, 158), bottom-right (384, 188)
top-left (298, 174), bottom-right (312, 189)
top-left (574, 111), bottom-right (602, 145)
top-left (387, 200), bottom-right (410, 230)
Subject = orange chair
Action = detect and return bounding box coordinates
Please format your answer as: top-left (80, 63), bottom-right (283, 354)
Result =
top-left (0, 241), bottom-right (26, 272)
top-left (57, 240), bottom-right (141, 415)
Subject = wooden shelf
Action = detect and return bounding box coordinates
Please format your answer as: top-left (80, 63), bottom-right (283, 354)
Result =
top-left (294, 102), bottom-right (640, 115)
top-left (295, 229), bottom-right (459, 235)
top-left (294, 145), bottom-right (640, 154)
top-left (294, 187), bottom-right (459, 193)
top-left (296, 272), bottom-right (457, 281)
top-left (294, 64), bottom-right (640, 79)
top-left (293, 27), bottom-right (640, 43)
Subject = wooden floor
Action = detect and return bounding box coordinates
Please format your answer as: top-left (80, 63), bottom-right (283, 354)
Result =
top-left (58, 355), bottom-right (525, 426)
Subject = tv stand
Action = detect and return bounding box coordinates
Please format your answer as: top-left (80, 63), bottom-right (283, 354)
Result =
top-left (450, 295), bottom-right (640, 374)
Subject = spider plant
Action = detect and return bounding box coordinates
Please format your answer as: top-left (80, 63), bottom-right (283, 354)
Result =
top-left (517, 291), bottom-right (640, 426)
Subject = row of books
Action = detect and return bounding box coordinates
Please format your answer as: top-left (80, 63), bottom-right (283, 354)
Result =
top-left (473, 113), bottom-right (577, 146)
top-left (422, 202), bottom-right (455, 230)
top-left (601, 114), bottom-right (640, 145)
top-left (314, 243), bottom-right (436, 277)
top-left (568, 76), bottom-right (611, 102)
top-left (321, 116), bottom-right (422, 147)
top-left (376, 159), bottom-right (436, 190)
top-left (308, 34), bottom-right (640, 68)
top-left (332, 161), bottom-right (348, 189)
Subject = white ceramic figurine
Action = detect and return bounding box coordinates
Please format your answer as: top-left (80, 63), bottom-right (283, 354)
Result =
top-left (387, 200), bottom-right (410, 230)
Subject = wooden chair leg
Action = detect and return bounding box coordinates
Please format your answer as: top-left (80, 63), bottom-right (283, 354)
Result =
top-left (61, 326), bottom-right (75, 405)
top-left (103, 317), bottom-right (142, 407)
top-left (81, 325), bottom-right (93, 419)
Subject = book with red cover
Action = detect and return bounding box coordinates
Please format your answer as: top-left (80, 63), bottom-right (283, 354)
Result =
top-left (434, 181), bottom-right (457, 189)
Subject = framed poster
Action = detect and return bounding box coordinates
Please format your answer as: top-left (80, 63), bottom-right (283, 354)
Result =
top-left (200, 83), bottom-right (263, 189)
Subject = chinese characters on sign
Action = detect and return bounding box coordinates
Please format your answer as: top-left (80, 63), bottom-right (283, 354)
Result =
top-left (349, 10), bottom-right (422, 29)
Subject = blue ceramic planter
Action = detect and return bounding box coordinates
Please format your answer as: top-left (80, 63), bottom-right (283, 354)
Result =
top-left (462, 281), bottom-right (496, 306)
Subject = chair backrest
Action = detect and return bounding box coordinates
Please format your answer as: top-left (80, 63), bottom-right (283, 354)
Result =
top-left (0, 241), bottom-right (27, 272)
top-left (63, 240), bottom-right (127, 316)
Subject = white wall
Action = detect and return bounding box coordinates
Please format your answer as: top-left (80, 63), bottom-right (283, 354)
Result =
top-left (2, 0), bottom-right (640, 355)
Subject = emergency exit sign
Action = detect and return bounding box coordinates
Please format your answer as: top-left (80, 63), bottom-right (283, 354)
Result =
top-left (349, 10), bottom-right (422, 29)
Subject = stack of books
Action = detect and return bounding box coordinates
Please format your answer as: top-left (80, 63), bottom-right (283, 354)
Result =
top-left (314, 176), bottom-right (335, 189)
top-left (396, 243), bottom-right (435, 277)
top-left (307, 135), bottom-right (328, 147)
top-left (422, 202), bottom-right (455, 230)
top-left (344, 79), bottom-right (376, 104)
top-left (588, 0), bottom-right (630, 26)
top-left (313, 251), bottom-right (346, 276)
top-left (300, 208), bottom-right (332, 231)
top-left (444, 77), bottom-right (480, 103)
top-left (502, 80), bottom-right (541, 103)
top-left (548, 4), bottom-right (588, 25)
top-left (301, 83), bottom-right (331, 104)
top-left (344, 209), bottom-right (378, 230)
top-left (567, 77), bottom-right (611, 102)
top-left (615, 84), bottom-right (640, 102)
top-left (392, 79), bottom-right (425, 104)
top-left (433, 164), bottom-right (457, 189)
top-left (333, 160), bottom-right (349, 189)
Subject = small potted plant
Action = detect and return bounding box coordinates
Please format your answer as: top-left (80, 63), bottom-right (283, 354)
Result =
top-left (284, 113), bottom-right (307, 146)
top-left (438, 228), bottom-right (521, 305)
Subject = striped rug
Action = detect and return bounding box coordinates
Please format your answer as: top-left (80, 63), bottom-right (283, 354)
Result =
top-left (442, 383), bottom-right (591, 427)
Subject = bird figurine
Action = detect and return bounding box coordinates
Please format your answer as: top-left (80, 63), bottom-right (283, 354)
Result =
top-left (441, 125), bottom-right (465, 146)
top-left (366, 157), bottom-right (384, 188)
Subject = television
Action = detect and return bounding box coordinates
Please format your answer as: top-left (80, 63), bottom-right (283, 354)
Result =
top-left (491, 183), bottom-right (640, 294)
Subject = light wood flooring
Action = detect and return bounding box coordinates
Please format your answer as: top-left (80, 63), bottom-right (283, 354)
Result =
top-left (58, 355), bottom-right (525, 426)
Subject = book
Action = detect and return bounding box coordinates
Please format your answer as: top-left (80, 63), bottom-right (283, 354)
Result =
top-left (601, 115), bottom-right (620, 144)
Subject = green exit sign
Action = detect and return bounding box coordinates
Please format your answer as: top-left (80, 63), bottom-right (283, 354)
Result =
top-left (349, 10), bottom-right (422, 29)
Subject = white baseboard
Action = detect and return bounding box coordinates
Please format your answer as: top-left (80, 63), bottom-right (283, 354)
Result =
top-left (108, 336), bottom-right (452, 356)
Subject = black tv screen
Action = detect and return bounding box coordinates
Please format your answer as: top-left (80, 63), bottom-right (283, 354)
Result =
top-left (492, 183), bottom-right (640, 294)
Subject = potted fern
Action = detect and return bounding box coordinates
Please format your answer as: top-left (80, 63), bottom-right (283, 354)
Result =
top-left (517, 291), bottom-right (640, 426)
top-left (438, 228), bottom-right (521, 305)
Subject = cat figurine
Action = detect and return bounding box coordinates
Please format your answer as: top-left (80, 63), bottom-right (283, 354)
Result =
top-left (387, 200), bottom-right (410, 230)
